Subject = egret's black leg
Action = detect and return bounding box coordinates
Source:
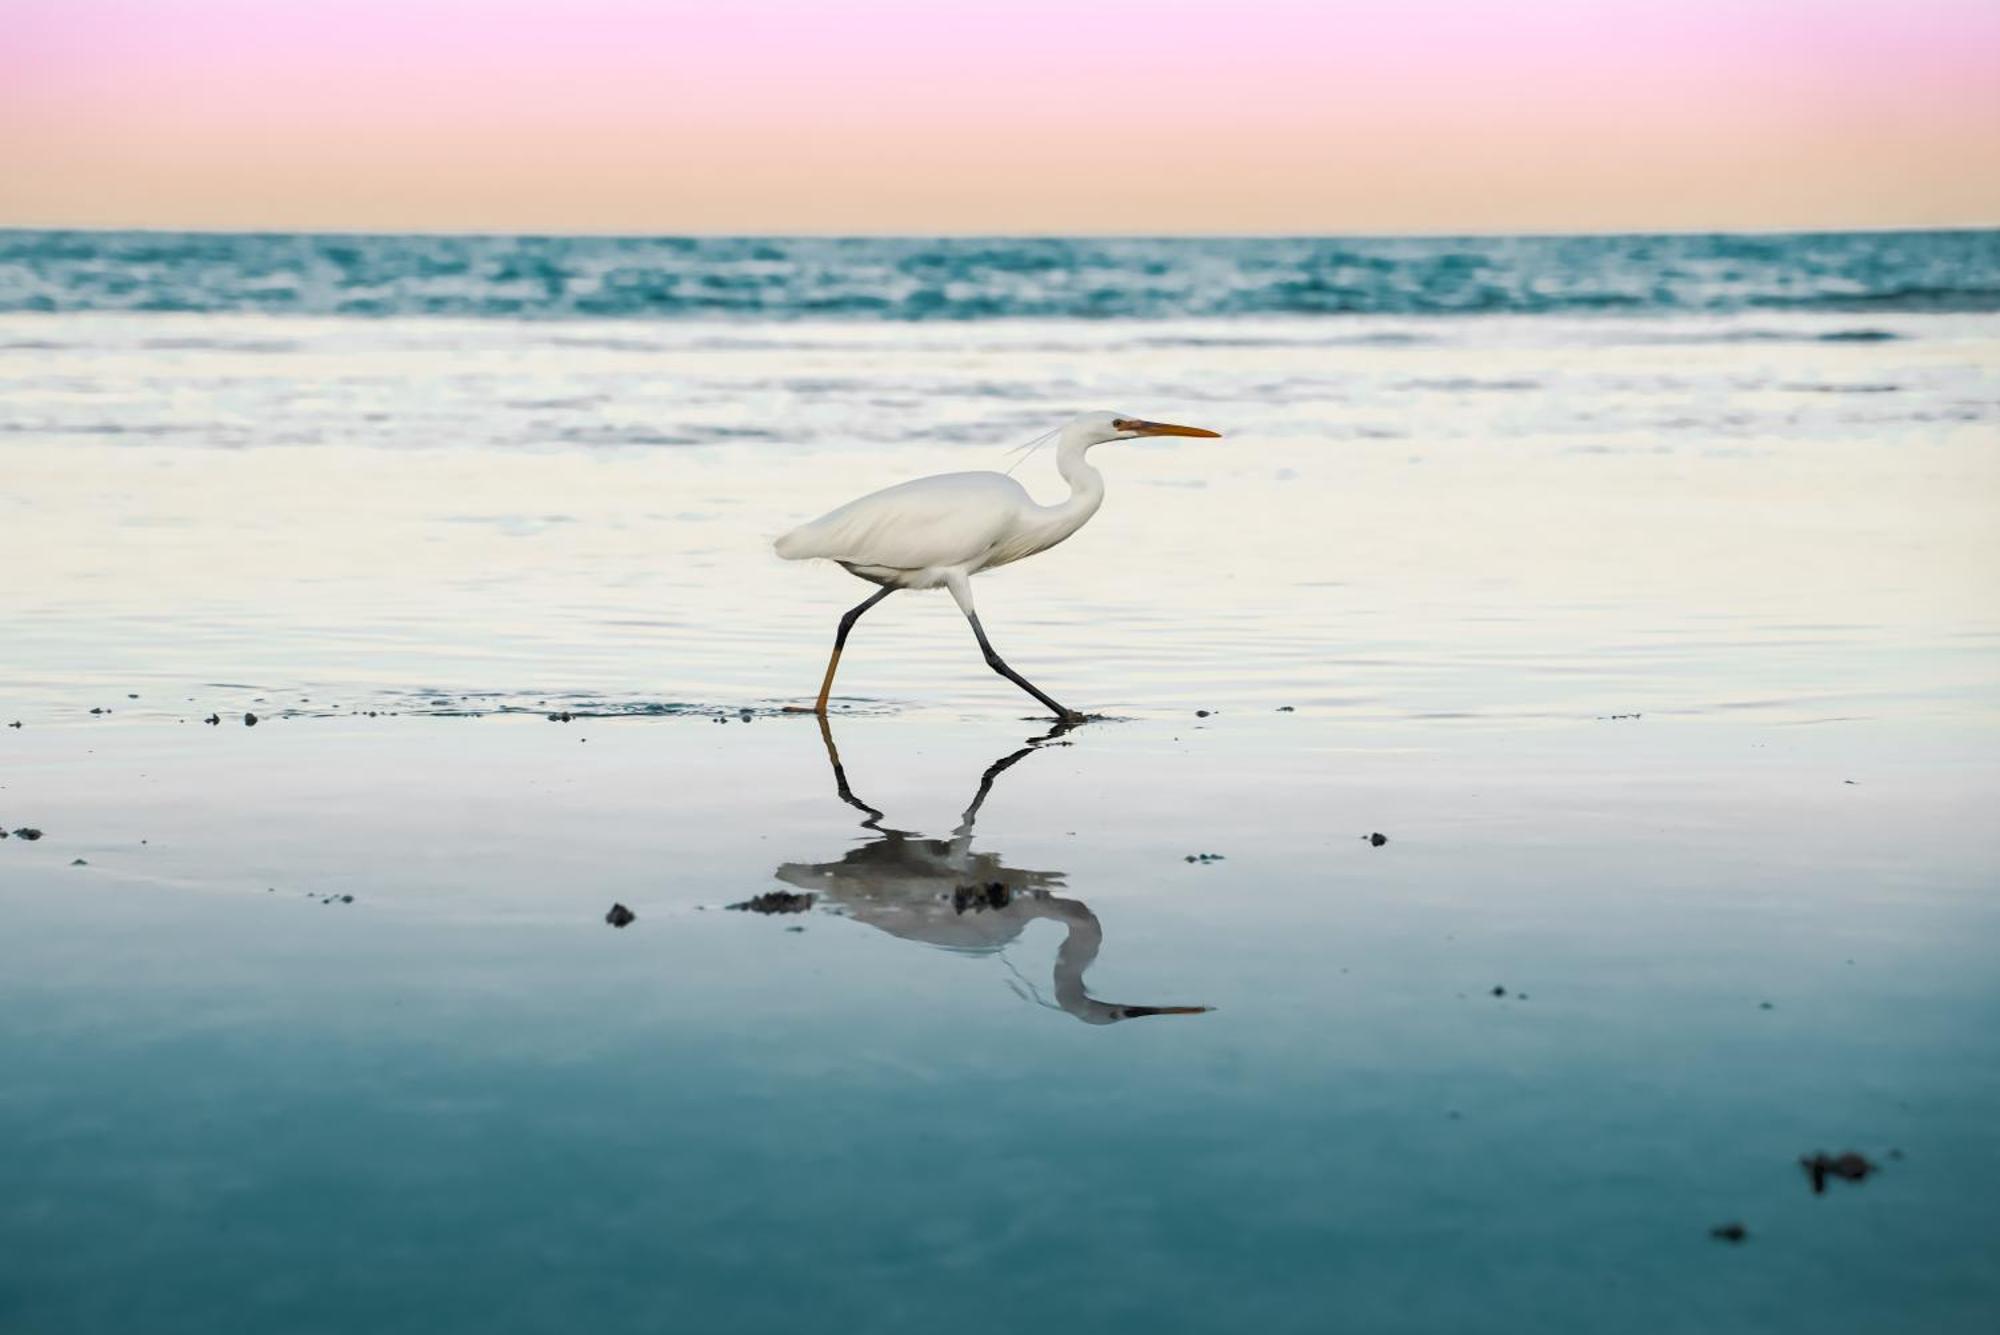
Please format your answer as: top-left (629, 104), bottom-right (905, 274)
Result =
top-left (962, 608), bottom-right (1081, 724)
top-left (813, 586), bottom-right (894, 715)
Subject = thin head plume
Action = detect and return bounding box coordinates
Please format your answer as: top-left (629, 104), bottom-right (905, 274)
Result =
top-left (1002, 424), bottom-right (1062, 476)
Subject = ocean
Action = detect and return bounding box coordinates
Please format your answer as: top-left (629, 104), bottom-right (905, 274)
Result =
top-left (2, 229), bottom-right (1997, 1335)
top-left (5, 228), bottom-right (1999, 321)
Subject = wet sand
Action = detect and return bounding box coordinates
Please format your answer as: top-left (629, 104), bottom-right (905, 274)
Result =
top-left (3, 309), bottom-right (1998, 1332)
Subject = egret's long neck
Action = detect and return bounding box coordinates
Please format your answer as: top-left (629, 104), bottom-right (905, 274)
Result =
top-left (1035, 429), bottom-right (1106, 538)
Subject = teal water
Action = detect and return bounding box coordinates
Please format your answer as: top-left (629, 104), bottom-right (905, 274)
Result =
top-left (2, 237), bottom-right (1998, 1331)
top-left (3, 229), bottom-right (1998, 320)
top-left (4, 711), bottom-right (1997, 1333)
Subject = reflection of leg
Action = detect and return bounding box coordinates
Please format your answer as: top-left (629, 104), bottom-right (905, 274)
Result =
top-left (954, 719), bottom-right (1083, 835)
top-left (944, 572), bottom-right (1080, 723)
top-left (813, 587), bottom-right (895, 715)
top-left (815, 714), bottom-right (885, 829)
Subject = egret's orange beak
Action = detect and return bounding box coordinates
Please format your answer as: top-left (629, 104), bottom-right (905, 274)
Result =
top-left (1117, 418), bottom-right (1222, 439)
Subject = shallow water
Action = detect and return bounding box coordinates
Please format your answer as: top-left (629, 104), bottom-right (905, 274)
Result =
top-left (3, 296), bottom-right (1999, 1332)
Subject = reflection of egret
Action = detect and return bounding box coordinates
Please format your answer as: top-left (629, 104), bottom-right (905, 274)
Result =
top-left (772, 719), bottom-right (1210, 1025)
top-left (775, 412), bottom-right (1221, 720)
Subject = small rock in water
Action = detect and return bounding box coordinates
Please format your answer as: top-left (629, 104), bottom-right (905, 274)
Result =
top-left (605, 903), bottom-right (637, 928)
top-left (1709, 1222), bottom-right (1749, 1244)
top-left (1759, 1001), bottom-right (1775, 1010)
top-left (13, 828), bottom-right (43, 841)
top-left (727, 891), bottom-right (815, 915)
top-left (548, 711), bottom-right (573, 722)
top-left (243, 712), bottom-right (258, 726)
top-left (1194, 709), bottom-right (1211, 718)
top-left (1276, 705), bottom-right (1295, 712)
top-left (1800, 1150), bottom-right (1877, 1194)
top-left (89, 707), bottom-right (105, 715)
top-left (6, 721), bottom-right (20, 729)
top-left (1491, 985), bottom-right (1507, 997)
top-left (1183, 852), bottom-right (1225, 863)
top-left (1368, 832), bottom-right (1388, 847)
top-left (70, 858), bottom-right (88, 866)
top-left (784, 925), bottom-right (805, 933)
top-left (204, 714), bottom-right (221, 726)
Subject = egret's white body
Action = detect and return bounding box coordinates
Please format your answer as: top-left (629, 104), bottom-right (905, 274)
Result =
top-left (775, 411), bottom-right (1221, 719)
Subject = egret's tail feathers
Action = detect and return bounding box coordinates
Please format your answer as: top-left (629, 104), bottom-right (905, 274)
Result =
top-left (773, 525), bottom-right (819, 560)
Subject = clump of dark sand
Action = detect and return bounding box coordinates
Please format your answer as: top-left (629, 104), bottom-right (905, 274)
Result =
top-left (1184, 852), bottom-right (1225, 863)
top-left (1367, 832), bottom-right (1388, 846)
top-left (952, 882), bottom-right (1012, 914)
top-left (243, 712), bottom-right (259, 727)
top-left (1801, 1151), bottom-right (1877, 1194)
top-left (728, 891), bottom-right (815, 915)
top-left (12, 828), bottom-right (43, 841)
top-left (605, 903), bottom-right (636, 928)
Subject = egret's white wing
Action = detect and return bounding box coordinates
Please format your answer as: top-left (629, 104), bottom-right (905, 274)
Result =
top-left (774, 471), bottom-right (1032, 571)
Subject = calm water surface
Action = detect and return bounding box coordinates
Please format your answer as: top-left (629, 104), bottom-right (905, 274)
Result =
top-left (2, 248), bottom-right (1999, 1332)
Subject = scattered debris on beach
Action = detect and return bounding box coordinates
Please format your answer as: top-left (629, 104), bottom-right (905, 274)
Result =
top-left (12, 828), bottom-right (43, 841)
top-left (1800, 1150), bottom-right (1877, 1194)
top-left (1709, 1222), bottom-right (1749, 1243)
top-left (952, 881), bottom-right (1011, 913)
top-left (605, 902), bottom-right (636, 928)
top-left (1367, 832), bottom-right (1388, 846)
top-left (728, 891), bottom-right (815, 915)
top-left (1184, 852), bottom-right (1225, 863)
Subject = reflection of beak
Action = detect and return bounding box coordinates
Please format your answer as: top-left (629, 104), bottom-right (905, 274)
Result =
top-left (1129, 420), bottom-right (1222, 439)
top-left (1119, 1004), bottom-right (1214, 1018)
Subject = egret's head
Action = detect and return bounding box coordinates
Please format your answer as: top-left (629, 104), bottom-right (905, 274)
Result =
top-left (1067, 411), bottom-right (1222, 446)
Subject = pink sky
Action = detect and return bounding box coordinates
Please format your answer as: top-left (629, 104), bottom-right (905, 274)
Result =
top-left (4, 0), bottom-right (1997, 232)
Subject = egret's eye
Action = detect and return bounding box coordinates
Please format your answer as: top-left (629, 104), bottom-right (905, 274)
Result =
top-left (1111, 418), bottom-right (1139, 431)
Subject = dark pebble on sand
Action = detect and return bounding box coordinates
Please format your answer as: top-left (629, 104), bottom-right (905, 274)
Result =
top-left (1368, 832), bottom-right (1388, 846)
top-left (605, 903), bottom-right (636, 928)
top-left (243, 713), bottom-right (258, 726)
top-left (13, 828), bottom-right (43, 841)
top-left (1710, 1222), bottom-right (1749, 1243)
top-left (728, 891), bottom-right (815, 915)
top-left (1800, 1150), bottom-right (1877, 1194)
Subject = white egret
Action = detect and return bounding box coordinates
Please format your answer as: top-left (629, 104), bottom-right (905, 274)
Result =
top-left (775, 411), bottom-right (1222, 720)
